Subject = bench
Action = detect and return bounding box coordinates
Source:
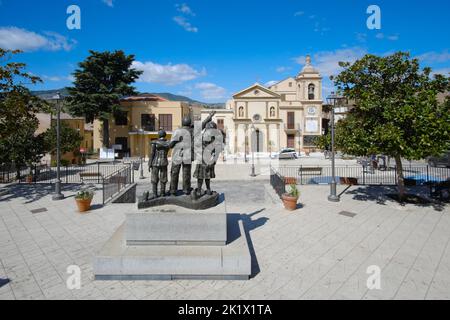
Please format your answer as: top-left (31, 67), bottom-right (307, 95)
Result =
top-left (340, 177), bottom-right (358, 185)
top-left (79, 172), bottom-right (104, 183)
top-left (298, 167), bottom-right (323, 176)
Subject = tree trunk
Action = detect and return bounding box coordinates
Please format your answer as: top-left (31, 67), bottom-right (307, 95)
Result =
top-left (102, 119), bottom-right (110, 148)
top-left (394, 155), bottom-right (406, 200)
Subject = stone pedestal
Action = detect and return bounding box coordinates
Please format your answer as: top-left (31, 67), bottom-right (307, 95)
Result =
top-left (126, 201), bottom-right (227, 246)
top-left (93, 196), bottom-right (252, 280)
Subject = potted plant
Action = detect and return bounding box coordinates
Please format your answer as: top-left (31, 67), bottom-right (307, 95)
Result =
top-left (282, 184), bottom-right (300, 211)
top-left (25, 165), bottom-right (34, 184)
top-left (25, 174), bottom-right (33, 184)
top-left (75, 188), bottom-right (95, 213)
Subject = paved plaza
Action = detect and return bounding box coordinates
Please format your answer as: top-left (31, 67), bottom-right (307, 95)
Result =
top-left (0, 176), bottom-right (449, 300)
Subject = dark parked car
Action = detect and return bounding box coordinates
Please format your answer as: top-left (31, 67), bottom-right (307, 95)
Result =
top-left (428, 151), bottom-right (450, 168)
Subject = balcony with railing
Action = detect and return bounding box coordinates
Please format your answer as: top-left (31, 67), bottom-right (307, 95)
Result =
top-left (284, 123), bottom-right (302, 133)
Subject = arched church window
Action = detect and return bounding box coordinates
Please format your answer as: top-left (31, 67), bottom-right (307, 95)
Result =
top-left (270, 107), bottom-right (275, 117)
top-left (238, 107), bottom-right (244, 117)
top-left (308, 84), bottom-right (315, 100)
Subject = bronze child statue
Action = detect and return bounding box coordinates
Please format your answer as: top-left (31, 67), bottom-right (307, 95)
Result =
top-left (148, 129), bottom-right (170, 199)
top-left (193, 121), bottom-right (223, 196)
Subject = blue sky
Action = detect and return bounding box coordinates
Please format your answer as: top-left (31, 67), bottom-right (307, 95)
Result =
top-left (0, 0), bottom-right (449, 102)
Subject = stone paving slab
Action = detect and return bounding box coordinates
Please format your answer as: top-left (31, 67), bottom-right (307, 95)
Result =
top-left (0, 182), bottom-right (449, 300)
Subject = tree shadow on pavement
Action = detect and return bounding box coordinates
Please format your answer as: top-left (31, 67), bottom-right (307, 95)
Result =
top-left (0, 183), bottom-right (82, 204)
top-left (345, 185), bottom-right (446, 212)
top-left (228, 208), bottom-right (269, 279)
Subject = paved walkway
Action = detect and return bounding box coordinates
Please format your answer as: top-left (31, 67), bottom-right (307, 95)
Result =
top-left (0, 182), bottom-right (449, 300)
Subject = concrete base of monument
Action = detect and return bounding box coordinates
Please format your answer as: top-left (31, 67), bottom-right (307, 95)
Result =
top-left (138, 191), bottom-right (220, 210)
top-left (93, 214), bottom-right (252, 280)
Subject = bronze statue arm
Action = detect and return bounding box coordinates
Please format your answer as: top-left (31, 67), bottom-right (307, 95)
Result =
top-left (202, 110), bottom-right (216, 130)
top-left (149, 143), bottom-right (156, 169)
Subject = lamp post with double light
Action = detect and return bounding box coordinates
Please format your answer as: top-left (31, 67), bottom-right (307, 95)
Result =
top-left (250, 123), bottom-right (256, 177)
top-left (52, 92), bottom-right (64, 201)
top-left (138, 129), bottom-right (145, 179)
top-left (326, 92), bottom-right (345, 202)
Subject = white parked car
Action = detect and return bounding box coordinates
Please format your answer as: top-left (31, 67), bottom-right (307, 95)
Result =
top-left (272, 148), bottom-right (299, 160)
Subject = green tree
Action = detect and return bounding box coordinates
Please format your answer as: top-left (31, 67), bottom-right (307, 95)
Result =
top-left (66, 50), bottom-right (142, 147)
top-left (332, 52), bottom-right (450, 199)
top-left (42, 122), bottom-right (84, 155)
top-left (0, 49), bottom-right (49, 176)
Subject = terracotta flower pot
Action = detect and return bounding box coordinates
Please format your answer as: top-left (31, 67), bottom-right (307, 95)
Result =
top-left (281, 194), bottom-right (299, 211)
top-left (26, 175), bottom-right (33, 184)
top-left (75, 198), bottom-right (92, 213)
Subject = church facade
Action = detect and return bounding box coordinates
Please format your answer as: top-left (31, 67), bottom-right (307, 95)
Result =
top-left (201, 55), bottom-right (323, 155)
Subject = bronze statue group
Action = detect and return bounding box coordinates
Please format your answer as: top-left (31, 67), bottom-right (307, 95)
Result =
top-left (148, 111), bottom-right (223, 199)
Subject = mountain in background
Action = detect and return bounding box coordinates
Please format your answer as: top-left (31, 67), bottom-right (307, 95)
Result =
top-left (32, 88), bottom-right (225, 108)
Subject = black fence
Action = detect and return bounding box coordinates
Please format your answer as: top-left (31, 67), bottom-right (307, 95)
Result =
top-left (102, 165), bottom-right (133, 204)
top-left (0, 164), bottom-right (28, 183)
top-left (273, 165), bottom-right (450, 186)
top-left (17, 162), bottom-right (130, 185)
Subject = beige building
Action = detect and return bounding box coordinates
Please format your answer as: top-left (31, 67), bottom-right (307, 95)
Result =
top-left (36, 112), bottom-right (93, 165)
top-left (201, 55), bottom-right (323, 155)
top-left (93, 94), bottom-right (195, 159)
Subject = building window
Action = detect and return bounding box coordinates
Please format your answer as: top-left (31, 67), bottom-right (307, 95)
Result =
top-left (141, 114), bottom-right (156, 131)
top-left (217, 119), bottom-right (224, 131)
top-left (114, 111), bottom-right (128, 126)
top-left (159, 114), bottom-right (173, 132)
top-left (287, 112), bottom-right (295, 130)
top-left (115, 137), bottom-right (128, 152)
top-left (308, 84), bottom-right (315, 100)
top-left (238, 107), bottom-right (244, 117)
top-left (270, 107), bottom-right (276, 117)
top-left (289, 82), bottom-right (293, 87)
top-left (253, 114), bottom-right (261, 122)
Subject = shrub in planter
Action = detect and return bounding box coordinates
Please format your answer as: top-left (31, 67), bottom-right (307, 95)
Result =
top-left (75, 188), bottom-right (95, 213)
top-left (282, 184), bottom-right (300, 211)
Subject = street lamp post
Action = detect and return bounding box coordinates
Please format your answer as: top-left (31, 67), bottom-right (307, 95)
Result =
top-left (52, 92), bottom-right (64, 201)
top-left (250, 123), bottom-right (256, 177)
top-left (326, 92), bottom-right (345, 202)
top-left (139, 129), bottom-right (145, 180)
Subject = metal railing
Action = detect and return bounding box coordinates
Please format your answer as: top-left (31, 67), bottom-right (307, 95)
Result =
top-left (270, 167), bottom-right (286, 198)
top-left (102, 165), bottom-right (133, 204)
top-left (272, 165), bottom-right (450, 186)
top-left (18, 162), bottom-right (129, 184)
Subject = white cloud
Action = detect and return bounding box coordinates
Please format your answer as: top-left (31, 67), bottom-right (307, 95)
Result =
top-left (376, 33), bottom-right (399, 41)
top-left (294, 11), bottom-right (304, 17)
top-left (132, 61), bottom-right (205, 85)
top-left (294, 47), bottom-right (367, 77)
top-left (265, 80), bottom-right (279, 87)
top-left (42, 75), bottom-right (74, 82)
top-left (173, 16), bottom-right (198, 33)
top-left (387, 35), bottom-right (399, 41)
top-left (102, 0), bottom-right (113, 7)
top-left (276, 66), bottom-right (291, 73)
top-left (417, 50), bottom-right (450, 63)
top-left (431, 68), bottom-right (450, 76)
top-left (176, 3), bottom-right (195, 16)
top-left (195, 82), bottom-right (226, 100)
top-left (0, 27), bottom-right (76, 51)
top-left (355, 32), bottom-right (367, 43)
